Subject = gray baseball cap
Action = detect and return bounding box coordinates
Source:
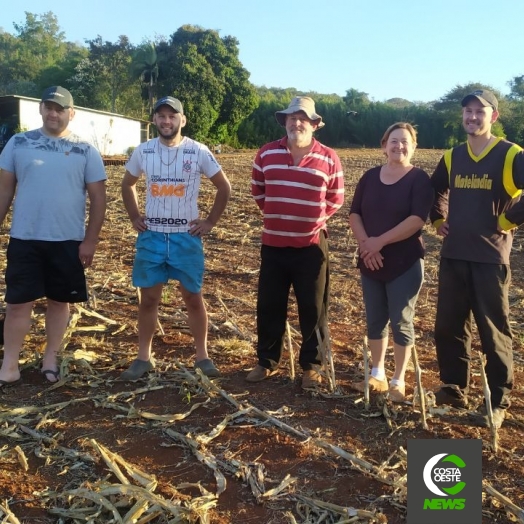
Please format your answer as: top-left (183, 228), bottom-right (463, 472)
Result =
top-left (41, 86), bottom-right (74, 108)
top-left (461, 89), bottom-right (498, 111)
top-left (154, 96), bottom-right (184, 114)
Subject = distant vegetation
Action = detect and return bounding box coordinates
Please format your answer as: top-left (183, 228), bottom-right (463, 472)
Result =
top-left (2, 12), bottom-right (524, 148)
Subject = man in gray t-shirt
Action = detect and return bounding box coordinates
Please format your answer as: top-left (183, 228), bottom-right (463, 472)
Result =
top-left (0, 86), bottom-right (107, 388)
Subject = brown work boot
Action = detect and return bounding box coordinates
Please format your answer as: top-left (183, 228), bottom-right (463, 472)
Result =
top-left (434, 387), bottom-right (469, 409)
top-left (474, 405), bottom-right (506, 429)
top-left (352, 376), bottom-right (388, 393)
top-left (245, 365), bottom-right (277, 382)
top-left (302, 368), bottom-right (321, 389)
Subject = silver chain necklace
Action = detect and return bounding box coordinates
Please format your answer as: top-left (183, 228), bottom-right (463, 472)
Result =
top-left (157, 143), bottom-right (180, 167)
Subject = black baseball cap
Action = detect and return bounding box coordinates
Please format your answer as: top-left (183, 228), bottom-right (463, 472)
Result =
top-left (41, 86), bottom-right (74, 108)
top-left (461, 89), bottom-right (498, 111)
top-left (154, 96), bottom-right (184, 114)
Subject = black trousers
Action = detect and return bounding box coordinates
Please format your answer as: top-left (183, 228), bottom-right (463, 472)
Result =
top-left (434, 258), bottom-right (513, 409)
top-left (256, 233), bottom-right (329, 371)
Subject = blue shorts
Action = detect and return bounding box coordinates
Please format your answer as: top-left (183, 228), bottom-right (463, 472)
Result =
top-left (132, 230), bottom-right (204, 293)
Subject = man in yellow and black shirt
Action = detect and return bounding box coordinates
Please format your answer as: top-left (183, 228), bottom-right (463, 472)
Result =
top-left (430, 89), bottom-right (524, 428)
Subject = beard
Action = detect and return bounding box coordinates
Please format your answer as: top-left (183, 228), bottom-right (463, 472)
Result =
top-left (158, 125), bottom-right (180, 141)
top-left (464, 125), bottom-right (478, 136)
top-left (287, 128), bottom-right (313, 145)
top-left (463, 121), bottom-right (488, 136)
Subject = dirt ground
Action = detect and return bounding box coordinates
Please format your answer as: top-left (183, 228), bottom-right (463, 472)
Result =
top-left (1, 148), bottom-right (524, 523)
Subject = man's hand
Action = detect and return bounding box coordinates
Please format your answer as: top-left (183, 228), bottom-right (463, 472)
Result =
top-left (189, 218), bottom-right (214, 236)
top-left (131, 215), bottom-right (148, 232)
top-left (79, 239), bottom-right (98, 268)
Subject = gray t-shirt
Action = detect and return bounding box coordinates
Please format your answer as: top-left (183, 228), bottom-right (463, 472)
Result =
top-left (0, 129), bottom-right (107, 241)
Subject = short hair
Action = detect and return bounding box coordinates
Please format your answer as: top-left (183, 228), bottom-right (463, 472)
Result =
top-left (380, 122), bottom-right (418, 148)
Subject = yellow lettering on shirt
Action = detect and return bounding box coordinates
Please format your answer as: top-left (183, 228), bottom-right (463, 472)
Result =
top-left (454, 174), bottom-right (493, 190)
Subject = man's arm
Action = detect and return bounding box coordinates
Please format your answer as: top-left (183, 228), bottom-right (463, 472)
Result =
top-left (122, 170), bottom-right (147, 232)
top-left (189, 170), bottom-right (231, 236)
top-left (499, 150), bottom-right (524, 231)
top-left (251, 152), bottom-right (265, 211)
top-left (325, 154), bottom-right (344, 218)
top-left (0, 169), bottom-right (16, 228)
top-left (80, 180), bottom-right (106, 267)
top-left (429, 156), bottom-right (450, 236)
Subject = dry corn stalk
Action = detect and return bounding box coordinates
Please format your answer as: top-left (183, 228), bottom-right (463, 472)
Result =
top-left (286, 321), bottom-right (296, 381)
top-left (164, 428), bottom-right (226, 497)
top-left (183, 361), bottom-right (403, 486)
top-left (315, 321), bottom-right (336, 392)
top-left (296, 494), bottom-right (387, 523)
top-left (0, 501), bottom-right (21, 524)
top-left (88, 439), bottom-right (157, 489)
top-left (411, 344), bottom-right (428, 429)
top-left (363, 335), bottom-right (370, 409)
top-left (483, 480), bottom-right (524, 523)
top-left (479, 352), bottom-right (498, 452)
top-left (13, 445), bottom-right (29, 472)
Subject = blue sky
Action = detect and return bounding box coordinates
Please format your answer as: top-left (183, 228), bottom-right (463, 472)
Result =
top-left (3, 0), bottom-right (524, 103)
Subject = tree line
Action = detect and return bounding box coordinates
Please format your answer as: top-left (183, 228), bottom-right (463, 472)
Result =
top-left (2, 11), bottom-right (524, 149)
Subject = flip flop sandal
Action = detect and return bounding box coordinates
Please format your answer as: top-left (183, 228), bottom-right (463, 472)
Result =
top-left (0, 378), bottom-right (22, 389)
top-left (42, 369), bottom-right (61, 383)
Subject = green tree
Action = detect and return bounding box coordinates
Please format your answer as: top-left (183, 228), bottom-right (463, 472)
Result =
top-left (131, 42), bottom-right (158, 115)
top-left (69, 35), bottom-right (142, 116)
top-left (433, 83), bottom-right (505, 146)
top-left (0, 11), bottom-right (82, 96)
top-left (508, 75), bottom-right (524, 100)
top-left (156, 25), bottom-right (258, 143)
top-left (38, 43), bottom-right (88, 91)
top-left (236, 87), bottom-right (302, 147)
top-left (71, 35), bottom-right (132, 113)
top-left (343, 88), bottom-right (371, 111)
top-left (13, 12), bottom-right (67, 76)
top-left (503, 75), bottom-right (524, 144)
top-left (0, 30), bottom-right (25, 94)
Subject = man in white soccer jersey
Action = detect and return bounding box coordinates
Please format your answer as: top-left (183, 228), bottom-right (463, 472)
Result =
top-left (120, 96), bottom-right (231, 380)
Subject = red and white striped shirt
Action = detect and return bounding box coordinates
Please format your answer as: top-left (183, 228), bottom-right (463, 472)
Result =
top-left (252, 136), bottom-right (344, 247)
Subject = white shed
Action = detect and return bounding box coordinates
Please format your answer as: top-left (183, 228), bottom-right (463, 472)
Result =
top-left (0, 95), bottom-right (147, 156)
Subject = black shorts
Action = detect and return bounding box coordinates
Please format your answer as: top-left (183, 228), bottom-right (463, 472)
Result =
top-left (5, 238), bottom-right (88, 304)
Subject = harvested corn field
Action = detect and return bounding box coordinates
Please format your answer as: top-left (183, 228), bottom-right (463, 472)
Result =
top-left (1, 148), bottom-right (524, 523)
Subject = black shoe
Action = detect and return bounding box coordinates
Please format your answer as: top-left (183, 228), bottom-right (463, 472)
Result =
top-left (434, 387), bottom-right (469, 409)
top-left (475, 406), bottom-right (506, 429)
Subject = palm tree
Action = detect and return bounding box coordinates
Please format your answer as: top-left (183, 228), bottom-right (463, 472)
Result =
top-left (131, 42), bottom-right (158, 115)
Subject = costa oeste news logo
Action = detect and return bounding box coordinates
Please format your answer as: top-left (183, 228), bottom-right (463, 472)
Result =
top-left (407, 439), bottom-right (481, 524)
top-left (422, 453), bottom-right (466, 509)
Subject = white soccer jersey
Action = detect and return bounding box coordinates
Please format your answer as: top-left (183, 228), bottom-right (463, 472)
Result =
top-left (126, 137), bottom-right (221, 233)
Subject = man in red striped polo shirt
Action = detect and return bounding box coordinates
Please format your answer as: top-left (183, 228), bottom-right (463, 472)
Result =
top-left (246, 97), bottom-right (344, 389)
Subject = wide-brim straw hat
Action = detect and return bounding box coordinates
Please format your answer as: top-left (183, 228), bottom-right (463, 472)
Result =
top-left (275, 96), bottom-right (325, 128)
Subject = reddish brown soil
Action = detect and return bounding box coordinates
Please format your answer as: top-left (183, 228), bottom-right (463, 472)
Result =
top-left (1, 149), bottom-right (524, 523)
